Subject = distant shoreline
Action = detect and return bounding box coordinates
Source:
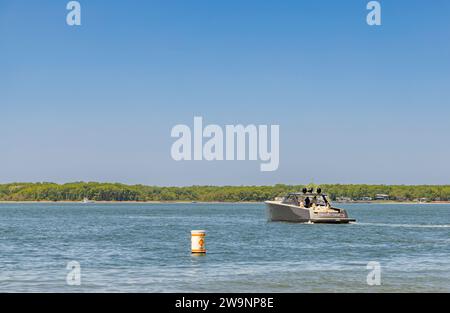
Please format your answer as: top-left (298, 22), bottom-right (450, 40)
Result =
top-left (0, 200), bottom-right (259, 204)
top-left (2, 183), bottom-right (449, 204)
top-left (1, 200), bottom-right (449, 204)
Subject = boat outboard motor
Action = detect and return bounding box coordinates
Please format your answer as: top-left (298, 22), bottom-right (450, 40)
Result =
top-left (302, 188), bottom-right (308, 194)
top-left (317, 188), bottom-right (322, 194)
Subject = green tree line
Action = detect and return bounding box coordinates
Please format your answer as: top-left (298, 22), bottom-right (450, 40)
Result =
top-left (0, 182), bottom-right (449, 202)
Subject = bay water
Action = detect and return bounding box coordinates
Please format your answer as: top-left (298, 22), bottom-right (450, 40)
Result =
top-left (0, 203), bottom-right (449, 292)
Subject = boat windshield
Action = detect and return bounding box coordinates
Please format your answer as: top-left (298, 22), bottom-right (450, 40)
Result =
top-left (315, 195), bottom-right (328, 206)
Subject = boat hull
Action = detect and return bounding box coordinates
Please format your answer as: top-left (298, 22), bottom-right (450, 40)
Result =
top-left (265, 201), bottom-right (355, 224)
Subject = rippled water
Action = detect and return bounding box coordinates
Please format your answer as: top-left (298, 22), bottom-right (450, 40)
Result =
top-left (0, 203), bottom-right (449, 292)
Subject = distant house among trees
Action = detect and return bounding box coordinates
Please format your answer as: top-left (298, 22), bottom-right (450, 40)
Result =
top-left (336, 196), bottom-right (353, 203)
top-left (374, 194), bottom-right (389, 200)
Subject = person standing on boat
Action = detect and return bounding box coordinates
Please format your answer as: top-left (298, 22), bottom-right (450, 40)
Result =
top-left (323, 195), bottom-right (330, 207)
top-left (312, 196), bottom-right (317, 207)
top-left (304, 197), bottom-right (311, 208)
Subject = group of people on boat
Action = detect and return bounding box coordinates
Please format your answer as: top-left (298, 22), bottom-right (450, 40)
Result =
top-left (298, 195), bottom-right (330, 208)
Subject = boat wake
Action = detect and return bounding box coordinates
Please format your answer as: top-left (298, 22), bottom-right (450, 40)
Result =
top-left (356, 222), bottom-right (450, 228)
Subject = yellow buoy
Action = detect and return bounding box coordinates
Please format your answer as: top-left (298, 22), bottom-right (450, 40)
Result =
top-left (191, 230), bottom-right (206, 254)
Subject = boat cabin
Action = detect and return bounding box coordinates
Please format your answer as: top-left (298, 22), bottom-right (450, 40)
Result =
top-left (282, 189), bottom-right (331, 208)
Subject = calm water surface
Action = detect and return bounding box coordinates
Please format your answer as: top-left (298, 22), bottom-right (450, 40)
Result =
top-left (0, 203), bottom-right (449, 292)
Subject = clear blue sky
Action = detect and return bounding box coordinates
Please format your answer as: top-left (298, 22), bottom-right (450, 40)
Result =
top-left (1, 0), bottom-right (449, 185)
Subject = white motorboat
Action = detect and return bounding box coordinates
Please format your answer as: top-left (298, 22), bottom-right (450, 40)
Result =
top-left (265, 187), bottom-right (355, 224)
